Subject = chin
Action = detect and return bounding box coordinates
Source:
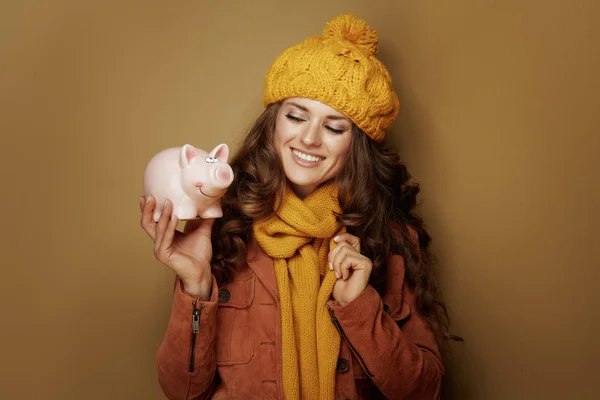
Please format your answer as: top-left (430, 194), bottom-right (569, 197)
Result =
top-left (284, 169), bottom-right (324, 192)
top-left (286, 173), bottom-right (321, 188)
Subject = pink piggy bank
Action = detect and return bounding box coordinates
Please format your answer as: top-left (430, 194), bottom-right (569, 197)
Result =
top-left (143, 143), bottom-right (234, 222)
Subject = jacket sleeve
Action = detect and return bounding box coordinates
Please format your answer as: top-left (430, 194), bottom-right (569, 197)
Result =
top-left (327, 254), bottom-right (444, 400)
top-left (156, 277), bottom-right (220, 400)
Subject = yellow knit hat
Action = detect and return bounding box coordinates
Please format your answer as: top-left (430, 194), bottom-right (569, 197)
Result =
top-left (263, 13), bottom-right (400, 142)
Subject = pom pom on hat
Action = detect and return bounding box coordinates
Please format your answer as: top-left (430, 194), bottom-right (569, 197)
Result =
top-left (322, 13), bottom-right (379, 56)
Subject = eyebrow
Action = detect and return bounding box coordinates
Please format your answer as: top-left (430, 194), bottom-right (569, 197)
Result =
top-left (287, 102), bottom-right (349, 121)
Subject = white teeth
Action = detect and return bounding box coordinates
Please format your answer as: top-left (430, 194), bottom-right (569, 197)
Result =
top-left (292, 149), bottom-right (323, 162)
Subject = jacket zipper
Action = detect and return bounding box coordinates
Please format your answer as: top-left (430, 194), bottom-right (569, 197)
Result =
top-left (327, 306), bottom-right (375, 378)
top-left (189, 300), bottom-right (203, 372)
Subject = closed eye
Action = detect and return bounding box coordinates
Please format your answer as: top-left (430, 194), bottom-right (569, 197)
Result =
top-left (286, 114), bottom-right (305, 122)
top-left (326, 126), bottom-right (345, 134)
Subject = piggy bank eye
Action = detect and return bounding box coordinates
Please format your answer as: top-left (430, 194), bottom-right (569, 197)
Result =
top-left (205, 157), bottom-right (218, 163)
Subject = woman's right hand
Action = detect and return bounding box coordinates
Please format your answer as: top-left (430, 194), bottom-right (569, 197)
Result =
top-left (140, 195), bottom-right (215, 300)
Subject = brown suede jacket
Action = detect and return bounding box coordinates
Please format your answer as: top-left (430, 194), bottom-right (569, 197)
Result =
top-left (156, 238), bottom-right (443, 399)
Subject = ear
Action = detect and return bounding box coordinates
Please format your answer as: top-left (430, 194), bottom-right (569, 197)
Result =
top-left (179, 144), bottom-right (198, 168)
top-left (209, 143), bottom-right (230, 162)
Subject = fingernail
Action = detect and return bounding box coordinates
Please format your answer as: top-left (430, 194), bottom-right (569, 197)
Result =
top-left (329, 262), bottom-right (333, 270)
top-left (333, 236), bottom-right (339, 242)
top-left (164, 200), bottom-right (169, 207)
top-left (335, 271), bottom-right (340, 279)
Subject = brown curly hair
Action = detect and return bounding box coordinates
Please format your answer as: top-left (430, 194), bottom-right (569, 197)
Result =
top-left (206, 102), bottom-right (459, 344)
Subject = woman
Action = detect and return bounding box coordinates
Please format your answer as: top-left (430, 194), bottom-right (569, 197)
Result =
top-left (140, 13), bottom-right (454, 400)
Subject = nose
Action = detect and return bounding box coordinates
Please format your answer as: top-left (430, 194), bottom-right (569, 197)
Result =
top-left (299, 122), bottom-right (321, 147)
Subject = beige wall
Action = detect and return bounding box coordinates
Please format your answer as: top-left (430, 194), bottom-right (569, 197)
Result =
top-left (1, 1), bottom-right (598, 399)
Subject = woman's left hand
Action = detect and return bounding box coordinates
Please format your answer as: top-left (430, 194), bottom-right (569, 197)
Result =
top-left (329, 233), bottom-right (373, 307)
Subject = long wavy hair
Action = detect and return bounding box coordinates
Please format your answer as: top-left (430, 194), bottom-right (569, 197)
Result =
top-left (209, 102), bottom-right (460, 344)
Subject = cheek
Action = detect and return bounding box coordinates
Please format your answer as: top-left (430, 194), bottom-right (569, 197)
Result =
top-left (273, 118), bottom-right (291, 147)
top-left (273, 124), bottom-right (285, 150)
top-left (275, 124), bottom-right (301, 154)
top-left (273, 130), bottom-right (281, 148)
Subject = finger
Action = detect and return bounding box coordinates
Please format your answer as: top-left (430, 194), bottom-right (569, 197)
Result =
top-left (334, 233), bottom-right (360, 252)
top-left (158, 213), bottom-right (179, 260)
top-left (340, 254), bottom-right (358, 280)
top-left (339, 254), bottom-right (370, 280)
top-left (332, 244), bottom-right (353, 280)
top-left (140, 195), bottom-right (157, 241)
top-left (328, 241), bottom-right (350, 276)
top-left (154, 200), bottom-right (173, 254)
top-left (329, 240), bottom-right (353, 262)
top-left (139, 196), bottom-right (145, 211)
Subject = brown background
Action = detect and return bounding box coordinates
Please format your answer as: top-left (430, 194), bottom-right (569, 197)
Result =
top-left (1, 1), bottom-right (599, 399)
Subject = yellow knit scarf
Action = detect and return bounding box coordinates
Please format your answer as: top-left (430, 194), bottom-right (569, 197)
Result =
top-left (253, 182), bottom-right (345, 400)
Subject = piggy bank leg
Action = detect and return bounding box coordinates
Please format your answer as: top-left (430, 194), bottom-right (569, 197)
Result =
top-left (175, 196), bottom-right (199, 220)
top-left (153, 210), bottom-right (162, 223)
top-left (199, 204), bottom-right (224, 219)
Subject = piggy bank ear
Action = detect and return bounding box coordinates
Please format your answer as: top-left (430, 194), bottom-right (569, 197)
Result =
top-left (179, 144), bottom-right (198, 168)
top-left (209, 143), bottom-right (230, 162)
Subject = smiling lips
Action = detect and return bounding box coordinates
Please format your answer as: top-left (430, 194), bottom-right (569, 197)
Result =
top-left (291, 148), bottom-right (325, 164)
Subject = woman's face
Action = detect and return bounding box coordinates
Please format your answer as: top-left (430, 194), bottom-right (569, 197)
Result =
top-left (273, 97), bottom-right (353, 199)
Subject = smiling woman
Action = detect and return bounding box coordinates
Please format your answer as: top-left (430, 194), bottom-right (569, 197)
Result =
top-left (140, 12), bottom-right (456, 400)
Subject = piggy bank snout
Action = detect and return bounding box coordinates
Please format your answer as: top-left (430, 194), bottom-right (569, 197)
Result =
top-left (213, 165), bottom-right (234, 187)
